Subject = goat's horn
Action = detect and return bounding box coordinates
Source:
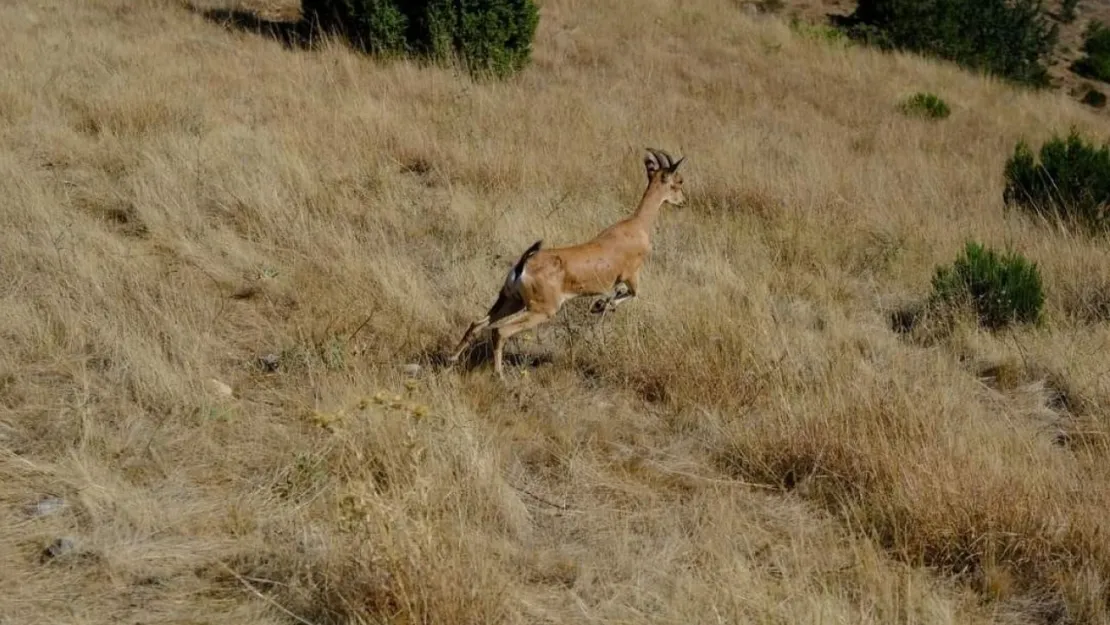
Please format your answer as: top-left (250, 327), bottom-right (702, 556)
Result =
top-left (651, 149), bottom-right (671, 170)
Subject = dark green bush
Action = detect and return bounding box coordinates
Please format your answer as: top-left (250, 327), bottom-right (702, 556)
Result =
top-left (929, 241), bottom-right (1044, 330)
top-left (842, 0), bottom-right (1057, 87)
top-left (1082, 87), bottom-right (1107, 108)
top-left (1061, 0), bottom-right (1079, 23)
top-left (900, 92), bottom-right (950, 119)
top-left (1071, 21), bottom-right (1110, 83)
top-left (301, 0), bottom-right (539, 78)
top-left (1003, 129), bottom-right (1110, 233)
top-left (302, 0), bottom-right (408, 54)
top-left (452, 0), bottom-right (540, 76)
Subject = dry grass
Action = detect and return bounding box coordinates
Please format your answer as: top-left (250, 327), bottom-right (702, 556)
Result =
top-left (2, 0), bottom-right (1110, 623)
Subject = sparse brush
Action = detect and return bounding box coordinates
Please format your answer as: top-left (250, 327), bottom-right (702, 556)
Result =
top-left (788, 17), bottom-right (851, 47)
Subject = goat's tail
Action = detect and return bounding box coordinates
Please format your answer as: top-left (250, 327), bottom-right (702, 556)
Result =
top-left (487, 240), bottom-right (543, 319)
top-left (501, 239), bottom-right (542, 292)
top-left (510, 239), bottom-right (542, 283)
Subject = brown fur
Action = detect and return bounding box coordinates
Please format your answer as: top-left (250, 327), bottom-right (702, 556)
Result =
top-left (447, 148), bottom-right (687, 379)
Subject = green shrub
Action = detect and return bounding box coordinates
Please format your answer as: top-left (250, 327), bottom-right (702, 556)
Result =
top-left (842, 0), bottom-right (1057, 87)
top-left (301, 0), bottom-right (539, 78)
top-left (900, 92), bottom-right (950, 119)
top-left (929, 241), bottom-right (1044, 330)
top-left (1072, 21), bottom-right (1110, 83)
top-left (1003, 129), bottom-right (1110, 233)
top-left (451, 0), bottom-right (540, 77)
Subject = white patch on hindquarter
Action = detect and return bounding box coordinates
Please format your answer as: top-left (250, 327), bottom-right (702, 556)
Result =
top-left (503, 264), bottom-right (525, 294)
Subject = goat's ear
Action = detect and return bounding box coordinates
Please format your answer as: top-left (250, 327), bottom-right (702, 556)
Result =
top-left (644, 149), bottom-right (662, 180)
top-left (668, 156), bottom-right (686, 173)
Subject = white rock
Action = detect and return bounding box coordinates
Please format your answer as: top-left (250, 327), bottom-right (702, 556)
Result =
top-left (28, 496), bottom-right (66, 518)
top-left (205, 378), bottom-right (234, 398)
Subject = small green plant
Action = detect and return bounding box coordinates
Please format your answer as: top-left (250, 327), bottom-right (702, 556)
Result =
top-left (1003, 129), bottom-right (1110, 233)
top-left (301, 0), bottom-right (539, 78)
top-left (1072, 21), bottom-right (1110, 83)
top-left (900, 92), bottom-right (951, 119)
top-left (929, 241), bottom-right (1044, 330)
top-left (275, 452), bottom-right (329, 500)
top-left (789, 17), bottom-right (851, 47)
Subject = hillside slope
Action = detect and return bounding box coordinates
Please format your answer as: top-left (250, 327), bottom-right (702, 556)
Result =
top-left (2, 0), bottom-right (1110, 623)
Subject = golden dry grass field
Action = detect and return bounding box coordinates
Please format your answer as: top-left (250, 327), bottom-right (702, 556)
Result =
top-left (3, 0), bottom-right (1110, 623)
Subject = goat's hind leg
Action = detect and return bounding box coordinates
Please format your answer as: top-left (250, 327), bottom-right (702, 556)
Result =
top-left (447, 315), bottom-right (491, 363)
top-left (447, 292), bottom-right (526, 364)
top-left (490, 310), bottom-right (553, 380)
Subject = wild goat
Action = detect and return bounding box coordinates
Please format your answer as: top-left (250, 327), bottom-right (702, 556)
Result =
top-left (446, 148), bottom-right (687, 379)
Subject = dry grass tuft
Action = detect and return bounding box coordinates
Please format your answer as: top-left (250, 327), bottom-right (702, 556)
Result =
top-left (3, 0), bottom-right (1110, 623)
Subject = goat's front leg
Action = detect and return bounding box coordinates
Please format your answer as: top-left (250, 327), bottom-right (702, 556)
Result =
top-left (590, 294), bottom-right (614, 314)
top-left (591, 274), bottom-right (638, 314)
top-left (610, 273), bottom-right (638, 309)
top-left (590, 284), bottom-right (623, 314)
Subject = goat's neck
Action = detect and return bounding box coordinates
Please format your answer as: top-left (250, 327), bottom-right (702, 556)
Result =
top-left (629, 183), bottom-right (667, 232)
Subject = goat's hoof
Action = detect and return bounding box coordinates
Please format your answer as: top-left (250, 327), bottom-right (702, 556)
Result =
top-left (590, 300), bottom-right (610, 314)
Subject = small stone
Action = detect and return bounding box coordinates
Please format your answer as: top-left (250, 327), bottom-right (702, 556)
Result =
top-left (401, 363), bottom-right (422, 376)
top-left (259, 353), bottom-right (280, 372)
top-left (28, 496), bottom-right (66, 518)
top-left (205, 378), bottom-right (234, 398)
top-left (42, 537), bottom-right (76, 561)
